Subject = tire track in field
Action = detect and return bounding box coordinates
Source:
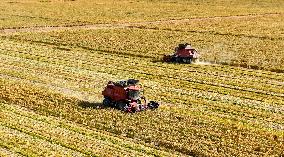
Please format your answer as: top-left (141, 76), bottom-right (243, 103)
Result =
top-left (0, 12), bottom-right (281, 35)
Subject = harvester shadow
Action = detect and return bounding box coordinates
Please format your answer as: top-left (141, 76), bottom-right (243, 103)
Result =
top-left (78, 100), bottom-right (102, 109)
top-left (152, 58), bottom-right (172, 64)
top-left (151, 59), bottom-right (189, 64)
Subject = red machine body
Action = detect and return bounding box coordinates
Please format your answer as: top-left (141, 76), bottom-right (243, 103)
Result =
top-left (175, 48), bottom-right (196, 58)
top-left (101, 79), bottom-right (159, 112)
top-left (102, 82), bottom-right (140, 102)
top-left (163, 43), bottom-right (199, 63)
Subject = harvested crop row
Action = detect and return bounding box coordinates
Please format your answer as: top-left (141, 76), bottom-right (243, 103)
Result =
top-left (1, 102), bottom-right (178, 157)
top-left (1, 37), bottom-right (284, 82)
top-left (6, 25), bottom-right (284, 72)
top-left (1, 76), bottom-right (283, 156)
top-left (1, 44), bottom-right (283, 109)
top-left (2, 64), bottom-right (284, 134)
top-left (1, 47), bottom-right (284, 122)
top-left (1, 40), bottom-right (283, 100)
top-left (1, 45), bottom-right (284, 130)
top-left (1, 46), bottom-right (283, 97)
top-left (0, 124), bottom-right (87, 157)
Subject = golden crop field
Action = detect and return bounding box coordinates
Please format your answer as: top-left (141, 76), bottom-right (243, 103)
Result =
top-left (0, 0), bottom-right (284, 156)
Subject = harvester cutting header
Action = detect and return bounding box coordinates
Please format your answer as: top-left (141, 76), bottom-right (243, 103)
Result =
top-left (163, 43), bottom-right (199, 63)
top-left (102, 79), bottom-right (159, 113)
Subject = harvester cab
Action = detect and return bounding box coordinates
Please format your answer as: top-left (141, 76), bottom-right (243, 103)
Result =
top-left (163, 43), bottom-right (199, 63)
top-left (102, 79), bottom-right (159, 113)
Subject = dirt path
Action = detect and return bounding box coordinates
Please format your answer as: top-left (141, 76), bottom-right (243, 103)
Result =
top-left (0, 12), bottom-right (281, 35)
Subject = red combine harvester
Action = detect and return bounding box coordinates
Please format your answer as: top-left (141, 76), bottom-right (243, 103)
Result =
top-left (102, 79), bottom-right (159, 112)
top-left (163, 43), bottom-right (199, 63)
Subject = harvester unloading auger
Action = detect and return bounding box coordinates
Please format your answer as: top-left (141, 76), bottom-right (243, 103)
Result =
top-left (102, 79), bottom-right (159, 113)
top-left (163, 43), bottom-right (199, 63)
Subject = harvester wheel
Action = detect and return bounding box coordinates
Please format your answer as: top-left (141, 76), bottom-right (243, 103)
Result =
top-left (186, 58), bottom-right (192, 64)
top-left (147, 101), bottom-right (160, 109)
top-left (103, 98), bottom-right (111, 107)
top-left (174, 57), bottom-right (181, 63)
top-left (117, 102), bottom-right (127, 111)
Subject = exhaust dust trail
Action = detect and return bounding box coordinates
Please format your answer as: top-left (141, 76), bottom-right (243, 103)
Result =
top-left (193, 60), bottom-right (216, 66)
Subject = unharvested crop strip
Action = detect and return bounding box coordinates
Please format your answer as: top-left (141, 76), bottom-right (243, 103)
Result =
top-left (0, 12), bottom-right (281, 35)
top-left (131, 26), bottom-right (284, 41)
